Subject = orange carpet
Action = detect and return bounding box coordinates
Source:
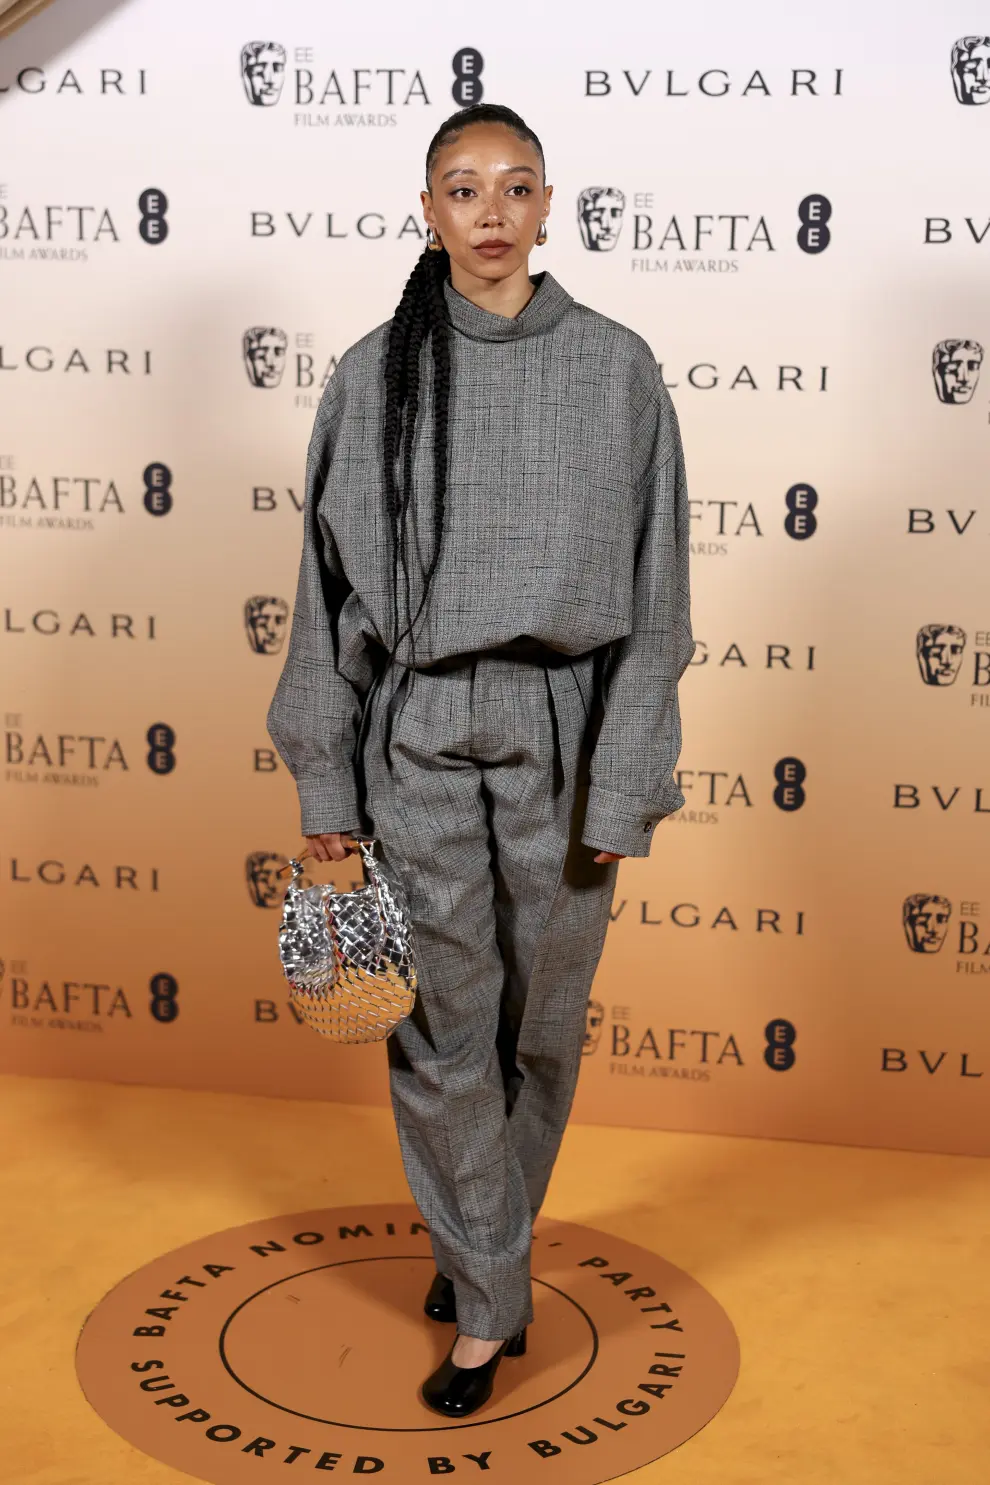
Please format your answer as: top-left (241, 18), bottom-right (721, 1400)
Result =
top-left (1, 1073), bottom-right (988, 1484)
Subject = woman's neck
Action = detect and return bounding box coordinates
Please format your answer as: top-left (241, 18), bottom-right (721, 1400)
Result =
top-left (447, 260), bottom-right (536, 321)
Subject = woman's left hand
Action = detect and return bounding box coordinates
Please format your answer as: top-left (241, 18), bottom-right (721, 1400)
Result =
top-left (593, 851), bottom-right (626, 863)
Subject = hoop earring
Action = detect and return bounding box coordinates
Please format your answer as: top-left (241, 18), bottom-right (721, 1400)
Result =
top-left (426, 226), bottom-right (443, 252)
top-left (535, 220), bottom-right (548, 247)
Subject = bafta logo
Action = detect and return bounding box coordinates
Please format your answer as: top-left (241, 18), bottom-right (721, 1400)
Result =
top-left (951, 35), bottom-right (990, 105)
top-left (583, 998), bottom-right (604, 1055)
top-left (916, 624), bottom-right (966, 686)
top-left (243, 326), bottom-right (288, 388)
top-left (932, 339), bottom-right (984, 404)
top-left (245, 596), bottom-right (289, 655)
top-left (241, 41), bottom-right (286, 107)
top-left (246, 852), bottom-right (289, 908)
top-left (902, 894), bottom-right (952, 954)
top-left (577, 187), bottom-right (625, 252)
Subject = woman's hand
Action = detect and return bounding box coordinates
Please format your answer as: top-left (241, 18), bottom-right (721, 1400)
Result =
top-left (593, 851), bottom-right (626, 864)
top-left (305, 832), bottom-right (359, 863)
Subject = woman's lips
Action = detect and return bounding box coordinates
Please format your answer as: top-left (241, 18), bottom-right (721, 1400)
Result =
top-left (473, 241), bottom-right (512, 257)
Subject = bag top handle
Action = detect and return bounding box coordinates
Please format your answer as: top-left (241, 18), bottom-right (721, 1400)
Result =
top-left (279, 838), bottom-right (379, 883)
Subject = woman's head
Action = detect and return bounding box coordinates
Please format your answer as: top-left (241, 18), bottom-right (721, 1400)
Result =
top-left (422, 105), bottom-right (551, 282)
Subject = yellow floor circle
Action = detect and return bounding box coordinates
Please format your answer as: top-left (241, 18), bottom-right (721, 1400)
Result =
top-left (76, 1203), bottom-right (739, 1483)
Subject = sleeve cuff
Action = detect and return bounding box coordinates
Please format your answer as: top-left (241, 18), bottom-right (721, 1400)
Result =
top-left (296, 767), bottom-right (364, 838)
top-left (581, 781), bottom-right (685, 858)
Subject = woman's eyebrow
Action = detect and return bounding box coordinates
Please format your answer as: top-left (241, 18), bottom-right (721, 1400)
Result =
top-left (439, 164), bottom-right (540, 182)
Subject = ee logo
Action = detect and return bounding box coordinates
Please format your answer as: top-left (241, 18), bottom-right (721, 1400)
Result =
top-left (785, 483), bottom-right (818, 540)
top-left (452, 48), bottom-right (484, 106)
top-left (138, 187), bottom-right (168, 245)
top-left (147, 723), bottom-right (176, 775)
top-left (143, 462), bottom-right (172, 516)
top-left (774, 756), bottom-right (807, 811)
top-left (149, 973), bottom-right (179, 1023)
top-left (796, 194), bottom-right (831, 254)
top-left (764, 1019), bottom-right (797, 1071)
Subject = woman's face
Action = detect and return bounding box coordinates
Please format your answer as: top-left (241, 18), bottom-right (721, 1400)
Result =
top-left (422, 122), bottom-right (552, 281)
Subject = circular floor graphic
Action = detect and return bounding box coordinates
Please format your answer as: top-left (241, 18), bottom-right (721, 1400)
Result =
top-left (76, 1203), bottom-right (739, 1484)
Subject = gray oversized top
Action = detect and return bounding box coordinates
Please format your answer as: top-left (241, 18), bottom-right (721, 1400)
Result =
top-left (267, 269), bottom-right (694, 858)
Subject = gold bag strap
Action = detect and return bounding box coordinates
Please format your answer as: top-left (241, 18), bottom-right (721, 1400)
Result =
top-left (279, 839), bottom-right (390, 933)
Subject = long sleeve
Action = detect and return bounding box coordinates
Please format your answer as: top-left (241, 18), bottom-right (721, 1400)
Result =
top-left (581, 372), bottom-right (694, 858)
top-left (266, 376), bottom-right (366, 837)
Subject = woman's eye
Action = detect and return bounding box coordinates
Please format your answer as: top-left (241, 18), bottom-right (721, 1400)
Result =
top-left (508, 185), bottom-right (532, 196)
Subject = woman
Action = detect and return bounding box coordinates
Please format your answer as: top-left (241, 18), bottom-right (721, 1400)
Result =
top-left (267, 101), bottom-right (693, 1418)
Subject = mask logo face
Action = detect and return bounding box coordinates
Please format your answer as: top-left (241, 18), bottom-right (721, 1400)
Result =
top-left (902, 894), bottom-right (952, 954)
top-left (916, 625), bottom-right (966, 686)
top-left (243, 327), bottom-right (288, 388)
top-left (951, 35), bottom-right (990, 105)
top-left (246, 852), bottom-right (289, 908)
top-left (245, 596), bottom-right (290, 655)
top-left (241, 42), bottom-right (286, 107)
top-left (577, 187), bottom-right (626, 252)
top-left (583, 998), bottom-right (605, 1054)
top-left (932, 339), bottom-right (984, 404)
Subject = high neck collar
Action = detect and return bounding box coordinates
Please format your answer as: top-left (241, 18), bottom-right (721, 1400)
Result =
top-left (441, 269), bottom-right (573, 343)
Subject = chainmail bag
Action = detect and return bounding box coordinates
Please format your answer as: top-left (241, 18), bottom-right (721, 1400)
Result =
top-left (277, 839), bottom-right (418, 1043)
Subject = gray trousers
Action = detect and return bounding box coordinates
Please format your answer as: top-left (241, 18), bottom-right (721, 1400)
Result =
top-left (362, 647), bottom-right (619, 1340)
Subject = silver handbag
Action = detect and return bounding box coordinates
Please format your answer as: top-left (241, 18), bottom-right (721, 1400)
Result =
top-left (277, 839), bottom-right (418, 1043)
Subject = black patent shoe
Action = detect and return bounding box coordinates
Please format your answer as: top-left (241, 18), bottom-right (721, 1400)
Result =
top-left (424, 1271), bottom-right (456, 1323)
top-left (505, 1326), bottom-right (527, 1357)
top-left (421, 1330), bottom-right (527, 1418)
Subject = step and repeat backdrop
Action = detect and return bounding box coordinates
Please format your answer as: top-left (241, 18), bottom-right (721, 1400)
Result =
top-left (1, 0), bottom-right (987, 1156)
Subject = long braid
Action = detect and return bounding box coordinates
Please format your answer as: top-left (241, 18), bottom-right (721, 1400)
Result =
top-left (381, 246), bottom-right (448, 672)
top-left (380, 102), bottom-right (545, 674)
top-left (423, 262), bottom-right (450, 613)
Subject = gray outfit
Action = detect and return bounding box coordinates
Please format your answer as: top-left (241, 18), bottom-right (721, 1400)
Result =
top-left (267, 269), bottom-right (693, 1337)
top-left (267, 269), bottom-right (694, 860)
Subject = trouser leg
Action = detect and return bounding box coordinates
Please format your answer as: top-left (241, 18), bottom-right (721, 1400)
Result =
top-left (482, 658), bottom-right (619, 1220)
top-left (364, 667), bottom-right (534, 1339)
top-left (363, 655), bottom-right (617, 1339)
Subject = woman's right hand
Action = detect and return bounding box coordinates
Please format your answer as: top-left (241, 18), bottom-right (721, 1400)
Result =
top-left (305, 832), bottom-right (359, 863)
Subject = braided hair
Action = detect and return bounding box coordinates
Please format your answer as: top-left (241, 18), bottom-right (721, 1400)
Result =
top-left (381, 103), bottom-right (546, 668)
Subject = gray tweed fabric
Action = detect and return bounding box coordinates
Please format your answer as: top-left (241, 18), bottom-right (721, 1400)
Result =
top-left (266, 268), bottom-right (693, 859)
top-left (365, 649), bottom-right (620, 1339)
